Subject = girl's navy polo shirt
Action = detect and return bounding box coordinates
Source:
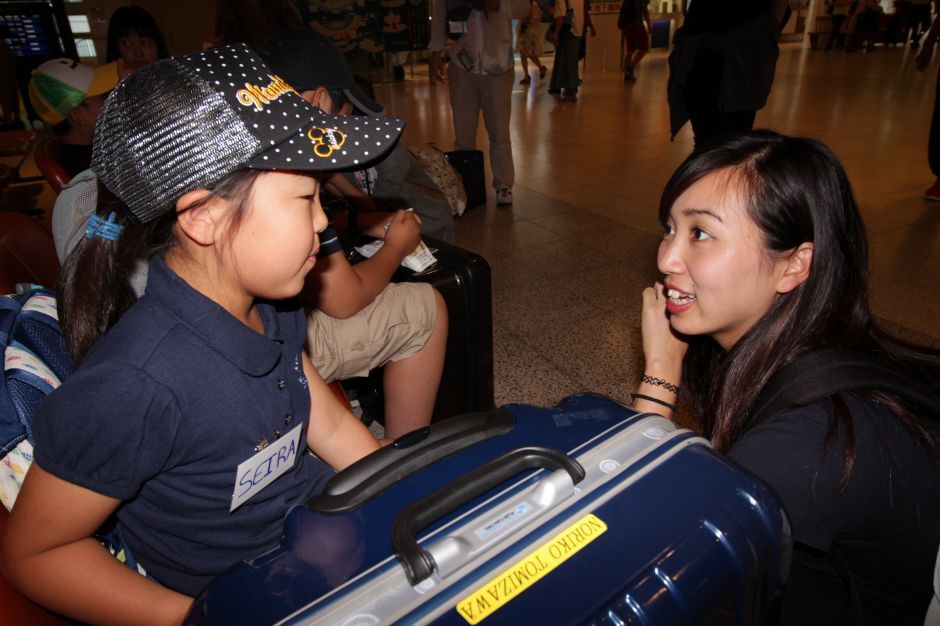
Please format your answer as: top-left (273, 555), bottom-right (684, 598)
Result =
top-left (32, 256), bottom-right (335, 596)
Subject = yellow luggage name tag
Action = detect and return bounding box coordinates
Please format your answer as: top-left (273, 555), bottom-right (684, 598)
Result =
top-left (230, 423), bottom-right (302, 512)
top-left (456, 513), bottom-right (608, 624)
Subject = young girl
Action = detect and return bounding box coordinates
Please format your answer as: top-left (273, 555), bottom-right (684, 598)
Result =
top-left (637, 130), bottom-right (940, 624)
top-left (0, 43), bottom-right (403, 625)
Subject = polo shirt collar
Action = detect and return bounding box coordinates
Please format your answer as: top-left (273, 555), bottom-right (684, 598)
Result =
top-left (144, 256), bottom-right (284, 376)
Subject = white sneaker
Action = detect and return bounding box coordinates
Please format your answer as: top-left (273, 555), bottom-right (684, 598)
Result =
top-left (495, 187), bottom-right (513, 205)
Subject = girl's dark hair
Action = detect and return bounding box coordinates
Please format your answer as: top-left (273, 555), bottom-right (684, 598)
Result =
top-left (59, 169), bottom-right (264, 364)
top-left (105, 6), bottom-right (169, 63)
top-left (660, 130), bottom-right (938, 486)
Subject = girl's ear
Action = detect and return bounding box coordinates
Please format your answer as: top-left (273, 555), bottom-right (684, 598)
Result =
top-left (175, 189), bottom-right (224, 246)
top-left (776, 242), bottom-right (814, 294)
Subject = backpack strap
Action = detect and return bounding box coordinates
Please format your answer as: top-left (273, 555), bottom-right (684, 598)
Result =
top-left (751, 348), bottom-right (940, 426)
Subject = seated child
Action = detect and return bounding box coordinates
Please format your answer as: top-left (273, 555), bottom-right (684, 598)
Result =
top-left (28, 58), bottom-right (118, 177)
top-left (0, 43), bottom-right (401, 624)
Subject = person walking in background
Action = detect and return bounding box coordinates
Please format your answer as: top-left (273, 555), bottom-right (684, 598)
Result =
top-left (909, 0), bottom-right (934, 49)
top-left (916, 7), bottom-right (940, 201)
top-left (517, 0), bottom-right (548, 84)
top-left (548, 0), bottom-right (595, 101)
top-left (824, 0), bottom-right (853, 51)
top-left (618, 0), bottom-right (651, 82)
top-left (429, 0), bottom-right (529, 206)
top-left (667, 0), bottom-right (788, 148)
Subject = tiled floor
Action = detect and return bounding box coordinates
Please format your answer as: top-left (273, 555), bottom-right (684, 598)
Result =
top-left (374, 42), bottom-right (940, 414)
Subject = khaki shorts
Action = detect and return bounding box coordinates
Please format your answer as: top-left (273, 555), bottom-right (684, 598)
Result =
top-left (308, 282), bottom-right (437, 382)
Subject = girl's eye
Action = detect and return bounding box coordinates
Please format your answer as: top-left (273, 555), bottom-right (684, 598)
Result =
top-left (691, 227), bottom-right (712, 241)
top-left (661, 223), bottom-right (675, 237)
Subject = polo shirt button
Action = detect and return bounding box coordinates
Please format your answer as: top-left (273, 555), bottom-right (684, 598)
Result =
top-left (284, 414), bottom-right (293, 426)
top-left (277, 379), bottom-right (286, 390)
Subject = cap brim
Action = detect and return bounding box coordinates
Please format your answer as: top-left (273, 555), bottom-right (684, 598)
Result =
top-left (344, 85), bottom-right (384, 117)
top-left (246, 107), bottom-right (404, 172)
top-left (87, 62), bottom-right (119, 97)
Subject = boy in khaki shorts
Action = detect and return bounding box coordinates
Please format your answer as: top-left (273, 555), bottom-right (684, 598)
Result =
top-left (259, 28), bottom-right (449, 440)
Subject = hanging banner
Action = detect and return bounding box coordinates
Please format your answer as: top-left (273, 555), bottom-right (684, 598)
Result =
top-left (303, 0), bottom-right (429, 54)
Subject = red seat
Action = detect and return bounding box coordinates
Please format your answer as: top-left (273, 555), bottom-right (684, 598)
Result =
top-left (0, 212), bottom-right (60, 294)
top-left (32, 136), bottom-right (71, 195)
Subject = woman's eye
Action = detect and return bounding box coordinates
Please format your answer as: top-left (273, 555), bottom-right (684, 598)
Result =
top-left (661, 223), bottom-right (675, 237)
top-left (691, 227), bottom-right (711, 241)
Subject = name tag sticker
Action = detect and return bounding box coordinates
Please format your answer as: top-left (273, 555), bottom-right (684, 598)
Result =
top-left (230, 423), bottom-right (303, 512)
top-left (456, 513), bottom-right (608, 624)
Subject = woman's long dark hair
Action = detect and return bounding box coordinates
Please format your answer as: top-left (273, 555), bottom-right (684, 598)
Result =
top-left (105, 6), bottom-right (169, 63)
top-left (59, 170), bottom-right (264, 364)
top-left (661, 130), bottom-right (938, 485)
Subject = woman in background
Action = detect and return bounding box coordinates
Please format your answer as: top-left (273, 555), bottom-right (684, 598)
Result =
top-left (106, 5), bottom-right (169, 79)
top-left (517, 0), bottom-right (547, 84)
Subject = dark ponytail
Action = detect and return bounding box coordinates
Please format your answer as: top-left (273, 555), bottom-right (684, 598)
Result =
top-left (58, 182), bottom-right (176, 364)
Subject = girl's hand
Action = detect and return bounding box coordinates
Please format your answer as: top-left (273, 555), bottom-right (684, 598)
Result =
top-left (641, 282), bottom-right (688, 378)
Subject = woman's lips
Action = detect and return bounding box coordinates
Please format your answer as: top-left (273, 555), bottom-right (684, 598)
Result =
top-left (665, 286), bottom-right (696, 315)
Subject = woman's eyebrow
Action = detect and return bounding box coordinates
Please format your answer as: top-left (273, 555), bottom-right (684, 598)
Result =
top-left (680, 207), bottom-right (724, 222)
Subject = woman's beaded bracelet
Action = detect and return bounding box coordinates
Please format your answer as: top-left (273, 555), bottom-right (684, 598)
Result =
top-left (630, 392), bottom-right (676, 412)
top-left (641, 374), bottom-right (679, 394)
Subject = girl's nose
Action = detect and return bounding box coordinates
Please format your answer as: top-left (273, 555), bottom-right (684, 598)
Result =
top-left (657, 237), bottom-right (684, 276)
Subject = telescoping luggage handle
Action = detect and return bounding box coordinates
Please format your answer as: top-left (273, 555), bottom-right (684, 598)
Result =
top-left (392, 446), bottom-right (585, 585)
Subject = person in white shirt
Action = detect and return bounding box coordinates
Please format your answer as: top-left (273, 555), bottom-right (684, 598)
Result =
top-left (428, 0), bottom-right (528, 206)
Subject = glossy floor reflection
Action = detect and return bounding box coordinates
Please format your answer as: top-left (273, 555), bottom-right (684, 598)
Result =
top-left (376, 43), bottom-right (940, 414)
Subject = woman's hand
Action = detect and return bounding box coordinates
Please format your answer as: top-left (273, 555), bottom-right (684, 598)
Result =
top-left (641, 281), bottom-right (688, 381)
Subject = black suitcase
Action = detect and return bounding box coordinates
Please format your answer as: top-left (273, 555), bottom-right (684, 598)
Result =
top-left (445, 149), bottom-right (486, 210)
top-left (346, 236), bottom-right (494, 423)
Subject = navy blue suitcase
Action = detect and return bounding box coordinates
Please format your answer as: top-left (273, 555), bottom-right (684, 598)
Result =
top-left (185, 394), bottom-right (791, 625)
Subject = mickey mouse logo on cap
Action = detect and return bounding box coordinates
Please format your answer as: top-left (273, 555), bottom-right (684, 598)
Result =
top-left (308, 127), bottom-right (347, 158)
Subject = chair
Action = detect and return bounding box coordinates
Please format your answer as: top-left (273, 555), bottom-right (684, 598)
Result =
top-left (32, 136), bottom-right (70, 195)
top-left (0, 212), bottom-right (60, 294)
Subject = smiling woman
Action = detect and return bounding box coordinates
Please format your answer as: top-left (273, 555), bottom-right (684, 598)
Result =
top-left (634, 130), bottom-right (940, 625)
top-left (656, 170), bottom-right (811, 351)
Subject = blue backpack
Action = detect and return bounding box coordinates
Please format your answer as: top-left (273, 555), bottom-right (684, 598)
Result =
top-left (0, 286), bottom-right (72, 510)
top-left (0, 287), bottom-right (144, 571)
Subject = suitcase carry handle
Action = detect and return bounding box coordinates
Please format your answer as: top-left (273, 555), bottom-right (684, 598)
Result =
top-left (391, 446), bottom-right (585, 585)
top-left (307, 409), bottom-right (515, 514)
